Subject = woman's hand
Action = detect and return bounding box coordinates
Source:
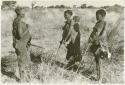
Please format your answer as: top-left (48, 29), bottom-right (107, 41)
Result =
top-left (88, 37), bottom-right (93, 43)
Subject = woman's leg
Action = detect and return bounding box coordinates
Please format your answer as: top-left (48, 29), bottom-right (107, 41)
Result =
top-left (94, 54), bottom-right (100, 81)
top-left (66, 42), bottom-right (74, 60)
top-left (15, 42), bottom-right (31, 82)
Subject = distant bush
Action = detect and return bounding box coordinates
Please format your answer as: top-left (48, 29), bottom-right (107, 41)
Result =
top-left (101, 4), bottom-right (124, 13)
top-left (31, 1), bottom-right (36, 9)
top-left (1, 1), bottom-right (16, 9)
top-left (48, 5), bottom-right (70, 8)
top-left (47, 6), bottom-right (55, 8)
top-left (34, 6), bottom-right (43, 9)
top-left (87, 5), bottom-right (95, 8)
top-left (80, 4), bottom-right (87, 8)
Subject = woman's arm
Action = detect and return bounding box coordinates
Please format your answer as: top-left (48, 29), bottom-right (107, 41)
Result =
top-left (64, 23), bottom-right (73, 42)
top-left (18, 22), bottom-right (29, 39)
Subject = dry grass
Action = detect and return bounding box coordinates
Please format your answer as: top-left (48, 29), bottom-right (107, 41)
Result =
top-left (1, 8), bottom-right (124, 83)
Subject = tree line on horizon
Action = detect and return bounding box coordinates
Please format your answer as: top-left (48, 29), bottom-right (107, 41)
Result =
top-left (1, 1), bottom-right (124, 12)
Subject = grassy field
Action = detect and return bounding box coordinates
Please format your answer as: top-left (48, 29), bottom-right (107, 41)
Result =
top-left (1, 7), bottom-right (124, 83)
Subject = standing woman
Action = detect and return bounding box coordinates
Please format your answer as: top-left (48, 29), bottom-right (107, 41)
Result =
top-left (72, 16), bottom-right (81, 64)
top-left (60, 10), bottom-right (74, 67)
top-left (60, 10), bottom-right (81, 71)
top-left (12, 7), bottom-right (32, 82)
top-left (64, 15), bottom-right (82, 71)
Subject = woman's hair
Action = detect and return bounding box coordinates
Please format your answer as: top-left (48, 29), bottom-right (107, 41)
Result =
top-left (64, 10), bottom-right (73, 16)
top-left (73, 16), bottom-right (80, 22)
top-left (96, 9), bottom-right (106, 17)
top-left (15, 7), bottom-right (22, 15)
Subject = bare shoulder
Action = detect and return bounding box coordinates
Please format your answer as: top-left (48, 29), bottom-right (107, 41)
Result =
top-left (71, 20), bottom-right (75, 26)
top-left (97, 21), bottom-right (106, 27)
top-left (20, 19), bottom-right (28, 26)
top-left (101, 20), bottom-right (106, 25)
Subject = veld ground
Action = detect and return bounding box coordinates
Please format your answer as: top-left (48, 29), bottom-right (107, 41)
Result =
top-left (1, 7), bottom-right (124, 83)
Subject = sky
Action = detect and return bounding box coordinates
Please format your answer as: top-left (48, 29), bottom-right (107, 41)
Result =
top-left (14, 0), bottom-right (125, 7)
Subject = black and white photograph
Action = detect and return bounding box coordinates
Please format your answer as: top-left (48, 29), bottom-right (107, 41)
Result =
top-left (1, 0), bottom-right (124, 84)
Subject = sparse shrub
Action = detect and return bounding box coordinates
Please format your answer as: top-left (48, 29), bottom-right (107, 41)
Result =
top-left (80, 4), bottom-right (87, 8)
top-left (1, 1), bottom-right (16, 9)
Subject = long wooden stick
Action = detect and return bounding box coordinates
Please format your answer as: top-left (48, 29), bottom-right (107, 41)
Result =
top-left (30, 43), bottom-right (44, 49)
top-left (76, 43), bottom-right (92, 72)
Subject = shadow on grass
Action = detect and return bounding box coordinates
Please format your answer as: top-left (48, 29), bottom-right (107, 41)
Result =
top-left (81, 69), bottom-right (97, 81)
top-left (51, 60), bottom-right (66, 68)
top-left (30, 53), bottom-right (42, 64)
top-left (30, 52), bottom-right (66, 68)
top-left (2, 49), bottom-right (95, 82)
top-left (1, 56), bottom-right (20, 82)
